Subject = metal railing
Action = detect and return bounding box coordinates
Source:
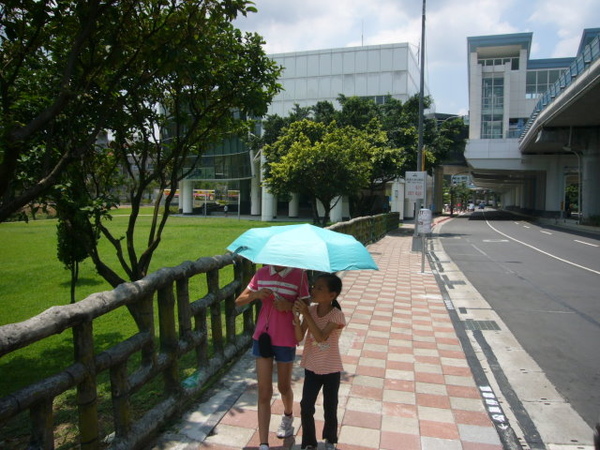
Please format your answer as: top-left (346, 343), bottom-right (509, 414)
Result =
top-left (520, 33), bottom-right (600, 140)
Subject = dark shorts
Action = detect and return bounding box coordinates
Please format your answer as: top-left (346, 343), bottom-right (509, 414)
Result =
top-left (252, 339), bottom-right (296, 363)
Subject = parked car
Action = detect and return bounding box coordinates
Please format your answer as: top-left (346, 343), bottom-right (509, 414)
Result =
top-left (468, 203), bottom-right (475, 211)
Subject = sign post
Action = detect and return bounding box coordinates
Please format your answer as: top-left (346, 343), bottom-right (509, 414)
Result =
top-left (417, 208), bottom-right (432, 273)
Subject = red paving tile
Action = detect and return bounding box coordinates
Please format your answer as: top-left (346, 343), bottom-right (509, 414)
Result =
top-left (380, 431), bottom-right (421, 450)
top-left (343, 410), bottom-right (382, 429)
top-left (416, 393), bottom-right (452, 409)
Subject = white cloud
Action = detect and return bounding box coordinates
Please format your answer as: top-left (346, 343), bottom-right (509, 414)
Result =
top-left (236, 0), bottom-right (600, 114)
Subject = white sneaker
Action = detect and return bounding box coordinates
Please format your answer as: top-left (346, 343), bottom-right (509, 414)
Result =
top-left (324, 439), bottom-right (337, 449)
top-left (259, 444), bottom-right (269, 450)
top-left (276, 414), bottom-right (294, 438)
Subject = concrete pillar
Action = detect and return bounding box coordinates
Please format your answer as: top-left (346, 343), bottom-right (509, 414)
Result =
top-left (390, 179), bottom-right (405, 219)
top-left (288, 193), bottom-right (299, 218)
top-left (582, 151), bottom-right (600, 220)
top-left (545, 159), bottom-right (563, 213)
top-left (330, 196), bottom-right (343, 223)
top-left (433, 167), bottom-right (444, 214)
top-left (181, 180), bottom-right (193, 214)
top-left (260, 153), bottom-right (276, 221)
top-left (250, 175), bottom-right (261, 215)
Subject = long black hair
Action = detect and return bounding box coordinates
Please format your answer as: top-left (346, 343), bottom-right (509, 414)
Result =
top-left (317, 273), bottom-right (342, 310)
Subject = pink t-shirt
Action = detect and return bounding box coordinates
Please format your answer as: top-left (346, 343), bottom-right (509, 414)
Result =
top-left (248, 266), bottom-right (310, 347)
top-left (301, 305), bottom-right (346, 374)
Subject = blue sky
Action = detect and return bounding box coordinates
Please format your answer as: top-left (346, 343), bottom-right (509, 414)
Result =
top-left (235, 0), bottom-right (600, 115)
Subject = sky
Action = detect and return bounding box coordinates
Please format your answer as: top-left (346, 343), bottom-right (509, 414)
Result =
top-left (234, 0), bottom-right (600, 116)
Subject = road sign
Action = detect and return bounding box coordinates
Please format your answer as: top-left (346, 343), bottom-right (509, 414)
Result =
top-left (405, 171), bottom-right (426, 200)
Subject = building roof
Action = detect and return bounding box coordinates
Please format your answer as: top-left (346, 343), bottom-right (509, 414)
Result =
top-left (467, 33), bottom-right (532, 57)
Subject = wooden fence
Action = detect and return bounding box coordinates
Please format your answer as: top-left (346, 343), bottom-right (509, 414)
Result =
top-left (0, 213), bottom-right (399, 449)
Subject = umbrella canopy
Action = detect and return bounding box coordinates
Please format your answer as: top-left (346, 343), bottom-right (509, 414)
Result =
top-left (227, 223), bottom-right (378, 272)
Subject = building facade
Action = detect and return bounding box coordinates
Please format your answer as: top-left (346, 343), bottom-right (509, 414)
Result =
top-left (179, 43), bottom-right (424, 220)
top-left (465, 29), bottom-right (600, 218)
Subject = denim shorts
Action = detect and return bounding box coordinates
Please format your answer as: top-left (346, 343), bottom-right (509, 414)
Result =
top-left (252, 339), bottom-right (296, 363)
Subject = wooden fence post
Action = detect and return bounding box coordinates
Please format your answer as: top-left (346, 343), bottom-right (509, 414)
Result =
top-left (29, 398), bottom-right (53, 449)
top-left (158, 285), bottom-right (179, 394)
top-left (73, 321), bottom-right (99, 449)
top-left (207, 269), bottom-right (224, 357)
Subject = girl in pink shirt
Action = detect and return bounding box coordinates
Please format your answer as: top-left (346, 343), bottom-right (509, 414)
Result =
top-left (293, 273), bottom-right (346, 450)
top-left (235, 265), bottom-right (309, 450)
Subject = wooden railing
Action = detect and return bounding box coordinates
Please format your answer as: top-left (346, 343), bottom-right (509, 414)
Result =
top-left (0, 213), bottom-right (399, 449)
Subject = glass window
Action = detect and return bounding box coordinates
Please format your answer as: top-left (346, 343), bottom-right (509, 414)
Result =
top-left (481, 75), bottom-right (504, 139)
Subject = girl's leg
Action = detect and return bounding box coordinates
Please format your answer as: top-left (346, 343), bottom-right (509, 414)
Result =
top-left (300, 369), bottom-right (321, 448)
top-left (276, 360), bottom-right (295, 415)
top-left (321, 372), bottom-right (341, 443)
top-left (256, 357), bottom-right (274, 444)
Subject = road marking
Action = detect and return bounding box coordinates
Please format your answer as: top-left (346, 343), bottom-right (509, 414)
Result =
top-left (540, 230), bottom-right (552, 235)
top-left (486, 221), bottom-right (600, 276)
top-left (472, 245), bottom-right (487, 256)
top-left (523, 225), bottom-right (530, 229)
top-left (574, 239), bottom-right (599, 247)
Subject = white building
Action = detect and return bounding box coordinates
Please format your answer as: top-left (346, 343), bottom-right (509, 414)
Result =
top-left (465, 29), bottom-right (600, 218)
top-left (179, 43), bottom-right (425, 221)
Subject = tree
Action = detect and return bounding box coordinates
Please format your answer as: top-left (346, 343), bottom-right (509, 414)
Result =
top-left (65, 3), bottom-right (280, 293)
top-left (55, 172), bottom-right (100, 304)
top-left (0, 0), bottom-right (277, 223)
top-left (1, 1), bottom-right (282, 330)
top-left (263, 120), bottom-right (372, 225)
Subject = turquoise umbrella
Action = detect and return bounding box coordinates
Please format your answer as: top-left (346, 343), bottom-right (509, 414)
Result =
top-left (226, 223), bottom-right (378, 272)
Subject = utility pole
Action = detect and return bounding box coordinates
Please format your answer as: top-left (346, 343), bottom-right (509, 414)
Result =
top-left (413, 0), bottom-right (426, 245)
top-left (417, 0), bottom-right (426, 174)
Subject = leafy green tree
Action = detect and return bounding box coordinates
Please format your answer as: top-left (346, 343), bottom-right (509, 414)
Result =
top-left (0, 0), bottom-right (276, 223)
top-left (60, 2), bottom-right (280, 294)
top-left (1, 1), bottom-right (282, 329)
top-left (263, 120), bottom-right (372, 225)
top-left (55, 174), bottom-right (101, 304)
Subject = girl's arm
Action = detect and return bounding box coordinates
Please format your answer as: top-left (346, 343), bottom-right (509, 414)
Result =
top-left (302, 313), bottom-right (339, 343)
top-left (293, 301), bottom-right (339, 343)
top-left (293, 312), bottom-right (307, 342)
top-left (235, 287), bottom-right (272, 307)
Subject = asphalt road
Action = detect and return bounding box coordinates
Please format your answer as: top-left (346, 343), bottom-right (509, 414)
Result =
top-left (438, 210), bottom-right (600, 429)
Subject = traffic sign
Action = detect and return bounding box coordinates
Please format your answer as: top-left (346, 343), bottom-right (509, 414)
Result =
top-left (405, 171), bottom-right (426, 200)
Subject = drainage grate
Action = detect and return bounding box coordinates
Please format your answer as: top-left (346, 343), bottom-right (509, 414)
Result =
top-left (464, 319), bottom-right (501, 331)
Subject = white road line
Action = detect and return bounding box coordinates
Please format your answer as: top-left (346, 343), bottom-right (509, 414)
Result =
top-left (540, 230), bottom-right (552, 235)
top-left (486, 221), bottom-right (600, 276)
top-left (574, 239), bottom-right (599, 248)
top-left (472, 244), bottom-right (488, 256)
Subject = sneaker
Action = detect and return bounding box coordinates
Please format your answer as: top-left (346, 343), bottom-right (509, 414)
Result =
top-left (276, 414), bottom-right (294, 438)
top-left (324, 439), bottom-right (337, 450)
top-left (259, 444), bottom-right (269, 450)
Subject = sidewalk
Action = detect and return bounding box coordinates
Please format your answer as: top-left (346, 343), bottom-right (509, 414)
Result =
top-left (152, 217), bottom-right (508, 450)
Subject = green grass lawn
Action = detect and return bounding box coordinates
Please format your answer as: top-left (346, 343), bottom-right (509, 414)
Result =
top-left (1, 210), bottom-right (301, 324)
top-left (0, 210), bottom-right (303, 447)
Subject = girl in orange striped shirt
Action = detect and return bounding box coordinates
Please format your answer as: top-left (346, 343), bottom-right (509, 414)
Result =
top-left (293, 273), bottom-right (346, 450)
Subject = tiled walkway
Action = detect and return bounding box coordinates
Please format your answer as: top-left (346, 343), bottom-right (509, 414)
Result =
top-left (154, 226), bottom-right (503, 450)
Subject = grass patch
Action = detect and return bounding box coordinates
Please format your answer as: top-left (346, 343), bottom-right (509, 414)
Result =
top-left (0, 211), bottom-right (302, 446)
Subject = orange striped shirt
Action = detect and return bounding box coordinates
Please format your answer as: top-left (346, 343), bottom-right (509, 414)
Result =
top-left (300, 305), bottom-right (346, 375)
